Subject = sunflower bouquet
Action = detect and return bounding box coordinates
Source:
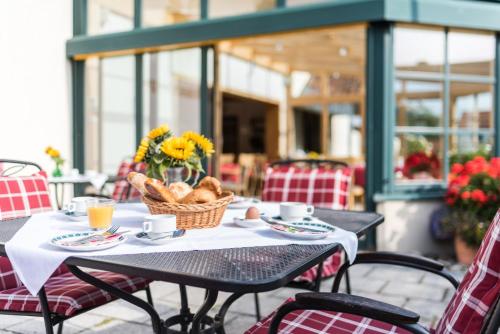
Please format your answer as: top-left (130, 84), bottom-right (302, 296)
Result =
top-left (45, 146), bottom-right (65, 177)
top-left (134, 124), bottom-right (214, 183)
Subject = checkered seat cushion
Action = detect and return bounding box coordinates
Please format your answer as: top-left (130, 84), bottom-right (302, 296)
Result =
top-left (112, 161), bottom-right (146, 202)
top-left (245, 298), bottom-right (412, 334)
top-left (262, 166), bottom-right (352, 282)
top-left (434, 209), bottom-right (500, 334)
top-left (0, 270), bottom-right (150, 316)
top-left (0, 171), bottom-right (52, 220)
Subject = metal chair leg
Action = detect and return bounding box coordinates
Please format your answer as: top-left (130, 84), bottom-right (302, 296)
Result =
top-left (254, 293), bottom-right (261, 321)
top-left (345, 268), bottom-right (352, 294)
top-left (145, 285), bottom-right (154, 307)
top-left (56, 322), bottom-right (63, 334)
top-left (38, 287), bottom-right (55, 334)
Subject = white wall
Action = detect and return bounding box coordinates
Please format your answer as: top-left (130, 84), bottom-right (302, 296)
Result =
top-left (376, 200), bottom-right (454, 257)
top-left (0, 1), bottom-right (72, 173)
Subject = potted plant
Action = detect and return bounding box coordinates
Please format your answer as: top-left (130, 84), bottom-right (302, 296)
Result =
top-left (44, 146), bottom-right (65, 177)
top-left (444, 156), bottom-right (500, 264)
top-left (402, 135), bottom-right (440, 179)
top-left (133, 124), bottom-right (214, 184)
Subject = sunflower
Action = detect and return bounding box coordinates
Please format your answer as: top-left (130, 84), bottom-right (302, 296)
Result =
top-left (134, 137), bottom-right (150, 163)
top-left (161, 137), bottom-right (195, 161)
top-left (147, 124), bottom-right (170, 140)
top-left (182, 131), bottom-right (214, 157)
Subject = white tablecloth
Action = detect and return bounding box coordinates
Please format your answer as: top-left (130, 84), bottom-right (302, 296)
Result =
top-left (5, 202), bottom-right (358, 296)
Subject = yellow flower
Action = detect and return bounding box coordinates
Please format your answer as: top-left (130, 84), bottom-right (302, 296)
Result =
top-left (50, 149), bottom-right (60, 158)
top-left (45, 146), bottom-right (53, 154)
top-left (147, 124), bottom-right (170, 140)
top-left (134, 137), bottom-right (150, 163)
top-left (182, 131), bottom-right (214, 157)
top-left (161, 137), bottom-right (195, 161)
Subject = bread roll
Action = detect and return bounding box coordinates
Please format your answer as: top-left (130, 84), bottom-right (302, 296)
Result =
top-left (127, 172), bottom-right (148, 195)
top-left (180, 188), bottom-right (217, 204)
top-left (197, 176), bottom-right (222, 196)
top-left (144, 179), bottom-right (177, 203)
top-left (168, 182), bottom-right (193, 202)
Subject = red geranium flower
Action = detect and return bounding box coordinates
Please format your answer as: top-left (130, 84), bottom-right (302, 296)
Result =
top-left (461, 191), bottom-right (471, 200)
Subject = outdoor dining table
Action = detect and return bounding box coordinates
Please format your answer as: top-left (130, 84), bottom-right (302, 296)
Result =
top-left (0, 208), bottom-right (383, 334)
top-left (48, 173), bottom-right (110, 209)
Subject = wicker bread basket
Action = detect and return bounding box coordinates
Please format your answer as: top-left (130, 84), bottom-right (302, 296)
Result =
top-left (142, 191), bottom-right (234, 230)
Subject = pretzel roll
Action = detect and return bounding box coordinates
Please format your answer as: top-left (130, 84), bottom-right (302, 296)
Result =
top-left (197, 176), bottom-right (222, 196)
top-left (180, 188), bottom-right (217, 204)
top-left (144, 179), bottom-right (177, 203)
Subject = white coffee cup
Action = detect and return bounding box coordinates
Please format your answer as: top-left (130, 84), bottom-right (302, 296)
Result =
top-left (280, 202), bottom-right (314, 221)
top-left (65, 197), bottom-right (95, 214)
top-left (143, 214), bottom-right (177, 235)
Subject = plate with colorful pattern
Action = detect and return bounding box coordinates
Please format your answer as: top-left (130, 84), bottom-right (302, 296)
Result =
top-left (268, 217), bottom-right (335, 240)
top-left (49, 232), bottom-right (127, 252)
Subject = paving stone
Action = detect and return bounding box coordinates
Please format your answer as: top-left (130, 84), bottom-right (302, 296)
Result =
top-left (87, 299), bottom-right (151, 322)
top-left (224, 313), bottom-right (259, 333)
top-left (404, 299), bottom-right (448, 328)
top-left (367, 265), bottom-right (425, 283)
top-left (349, 276), bottom-right (388, 294)
top-left (79, 319), bottom-right (152, 333)
top-left (148, 281), bottom-right (181, 299)
top-left (421, 273), bottom-right (457, 288)
top-left (347, 264), bottom-right (374, 278)
top-left (381, 281), bottom-right (446, 302)
top-left (0, 315), bottom-right (32, 328)
top-left (66, 313), bottom-right (112, 329)
top-left (6, 318), bottom-right (84, 334)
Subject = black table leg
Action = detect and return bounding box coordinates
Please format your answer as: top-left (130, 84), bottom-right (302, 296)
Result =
top-left (67, 265), bottom-right (163, 333)
top-left (190, 289), bottom-right (218, 334)
top-left (214, 292), bottom-right (244, 334)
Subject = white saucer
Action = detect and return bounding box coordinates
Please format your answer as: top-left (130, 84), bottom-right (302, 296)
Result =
top-left (134, 230), bottom-right (185, 245)
top-left (233, 217), bottom-right (265, 228)
top-left (228, 197), bottom-right (261, 209)
top-left (58, 210), bottom-right (88, 222)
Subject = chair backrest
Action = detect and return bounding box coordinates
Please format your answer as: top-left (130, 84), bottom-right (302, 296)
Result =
top-left (269, 159), bottom-right (348, 170)
top-left (112, 160), bottom-right (146, 202)
top-left (435, 209), bottom-right (500, 334)
top-left (0, 159), bottom-right (52, 220)
top-left (262, 161), bottom-right (352, 210)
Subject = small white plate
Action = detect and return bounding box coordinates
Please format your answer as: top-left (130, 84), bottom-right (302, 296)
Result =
top-left (134, 230), bottom-right (185, 245)
top-left (233, 217), bottom-right (265, 228)
top-left (58, 210), bottom-right (87, 222)
top-left (267, 217), bottom-right (335, 240)
top-left (49, 232), bottom-right (127, 251)
top-left (228, 197), bottom-right (261, 209)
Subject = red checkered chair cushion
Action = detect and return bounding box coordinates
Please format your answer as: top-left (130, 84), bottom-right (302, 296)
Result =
top-left (262, 166), bottom-right (351, 210)
top-left (262, 166), bottom-right (351, 282)
top-left (112, 161), bottom-right (146, 202)
top-left (434, 209), bottom-right (500, 334)
top-left (0, 271), bottom-right (149, 316)
top-left (245, 297), bottom-right (411, 334)
top-left (0, 171), bottom-right (52, 220)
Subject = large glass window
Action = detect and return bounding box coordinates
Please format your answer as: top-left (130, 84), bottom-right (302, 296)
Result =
top-left (87, 0), bottom-right (134, 35)
top-left (393, 25), bottom-right (495, 186)
top-left (142, 0), bottom-right (200, 27)
top-left (209, 0), bottom-right (275, 18)
top-left (85, 56), bottom-right (136, 174)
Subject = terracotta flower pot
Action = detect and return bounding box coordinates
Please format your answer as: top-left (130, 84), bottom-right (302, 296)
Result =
top-left (454, 236), bottom-right (478, 265)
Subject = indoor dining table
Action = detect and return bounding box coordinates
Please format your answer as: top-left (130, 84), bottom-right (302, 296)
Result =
top-left (0, 208), bottom-right (383, 334)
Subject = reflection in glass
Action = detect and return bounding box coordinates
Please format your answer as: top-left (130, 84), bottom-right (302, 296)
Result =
top-left (394, 134), bottom-right (443, 183)
top-left (209, 0), bottom-right (275, 18)
top-left (142, 49), bottom-right (201, 137)
top-left (85, 56), bottom-right (135, 174)
top-left (395, 80), bottom-right (443, 127)
top-left (451, 82), bottom-right (493, 129)
top-left (293, 105), bottom-right (321, 155)
top-left (142, 0), bottom-right (199, 27)
top-left (329, 74), bottom-right (361, 95)
top-left (329, 104), bottom-right (362, 158)
top-left (449, 31), bottom-right (495, 76)
top-left (87, 0), bottom-right (133, 35)
top-left (394, 26), bottom-right (445, 73)
top-left (450, 134), bottom-right (493, 158)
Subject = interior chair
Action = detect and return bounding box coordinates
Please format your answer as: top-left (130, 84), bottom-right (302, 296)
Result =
top-left (245, 210), bottom-right (500, 334)
top-left (0, 159), bottom-right (153, 334)
top-left (111, 159), bottom-right (147, 202)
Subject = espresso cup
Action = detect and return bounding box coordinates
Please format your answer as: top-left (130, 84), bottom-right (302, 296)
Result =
top-left (143, 214), bottom-right (177, 235)
top-left (65, 196), bottom-right (94, 214)
top-left (280, 202), bottom-right (314, 221)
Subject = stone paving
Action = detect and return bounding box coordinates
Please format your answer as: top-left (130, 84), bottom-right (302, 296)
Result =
top-left (0, 263), bottom-right (466, 333)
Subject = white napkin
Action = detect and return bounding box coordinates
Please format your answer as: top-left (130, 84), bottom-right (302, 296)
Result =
top-left (89, 173), bottom-right (108, 190)
top-left (5, 202), bottom-right (358, 296)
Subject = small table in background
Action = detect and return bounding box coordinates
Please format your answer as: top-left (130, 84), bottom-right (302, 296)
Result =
top-left (48, 174), bottom-right (109, 209)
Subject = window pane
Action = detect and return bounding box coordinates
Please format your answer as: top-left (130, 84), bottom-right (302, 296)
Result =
top-left (291, 73), bottom-right (321, 98)
top-left (87, 0), bottom-right (133, 35)
top-left (143, 49), bottom-right (201, 137)
top-left (449, 31), bottom-right (495, 76)
top-left (329, 103), bottom-right (362, 158)
top-left (288, 0), bottom-right (333, 6)
top-left (394, 26), bottom-right (445, 74)
top-left (449, 134), bottom-right (493, 158)
top-left (209, 0), bottom-right (275, 18)
top-left (142, 0), bottom-right (200, 27)
top-left (329, 73), bottom-right (361, 96)
top-left (394, 134), bottom-right (444, 183)
top-left (451, 82), bottom-right (493, 129)
top-left (293, 105), bottom-right (322, 155)
top-left (85, 56), bottom-right (135, 174)
top-left (396, 80), bottom-right (443, 128)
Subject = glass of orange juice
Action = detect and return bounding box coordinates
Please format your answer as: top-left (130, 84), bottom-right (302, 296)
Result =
top-left (87, 199), bottom-right (115, 230)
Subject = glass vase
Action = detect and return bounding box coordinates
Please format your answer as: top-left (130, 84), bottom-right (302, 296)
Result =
top-left (165, 167), bottom-right (185, 185)
top-left (52, 163), bottom-right (63, 177)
